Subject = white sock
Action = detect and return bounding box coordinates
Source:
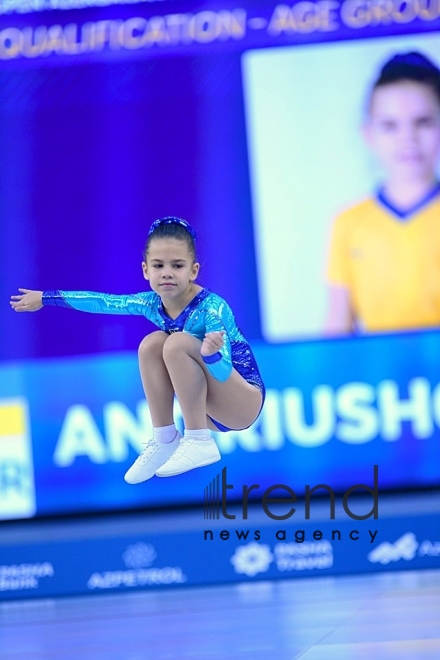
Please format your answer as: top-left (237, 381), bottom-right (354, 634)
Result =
top-left (184, 428), bottom-right (211, 441)
top-left (153, 424), bottom-right (178, 444)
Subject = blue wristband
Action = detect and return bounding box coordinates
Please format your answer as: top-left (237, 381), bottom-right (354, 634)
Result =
top-left (201, 351), bottom-right (222, 364)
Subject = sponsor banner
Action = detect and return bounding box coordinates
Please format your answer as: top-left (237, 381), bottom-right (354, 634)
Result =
top-left (0, 506), bottom-right (439, 600)
top-left (1, 330), bottom-right (440, 518)
top-left (0, 398), bottom-right (36, 519)
top-left (1, 0), bottom-right (440, 63)
top-left (0, 562), bottom-right (54, 593)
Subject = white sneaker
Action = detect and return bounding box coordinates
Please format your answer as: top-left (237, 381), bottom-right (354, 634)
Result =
top-left (155, 437), bottom-right (221, 477)
top-left (124, 432), bottom-right (182, 484)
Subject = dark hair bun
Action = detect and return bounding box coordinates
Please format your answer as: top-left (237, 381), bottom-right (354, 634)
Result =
top-left (373, 51), bottom-right (440, 104)
top-left (379, 51), bottom-right (438, 81)
top-left (143, 216), bottom-right (198, 260)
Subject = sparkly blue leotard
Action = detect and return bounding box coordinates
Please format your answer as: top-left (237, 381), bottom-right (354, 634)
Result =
top-left (43, 287), bottom-right (265, 431)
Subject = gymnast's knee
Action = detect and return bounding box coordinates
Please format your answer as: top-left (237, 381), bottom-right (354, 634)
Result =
top-left (138, 331), bottom-right (168, 360)
top-left (162, 331), bottom-right (196, 362)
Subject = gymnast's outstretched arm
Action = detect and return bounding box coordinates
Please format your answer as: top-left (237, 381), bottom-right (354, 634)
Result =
top-left (10, 288), bottom-right (156, 318)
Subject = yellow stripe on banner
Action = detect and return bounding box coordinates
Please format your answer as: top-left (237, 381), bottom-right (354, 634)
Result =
top-left (0, 404), bottom-right (26, 436)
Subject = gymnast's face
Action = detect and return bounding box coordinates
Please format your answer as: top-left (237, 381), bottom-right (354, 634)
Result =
top-left (364, 80), bottom-right (440, 183)
top-left (142, 238), bottom-right (199, 299)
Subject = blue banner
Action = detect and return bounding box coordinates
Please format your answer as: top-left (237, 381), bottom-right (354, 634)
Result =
top-left (1, 329), bottom-right (439, 520)
top-left (1, 496), bottom-right (439, 599)
top-left (1, 0), bottom-right (440, 63)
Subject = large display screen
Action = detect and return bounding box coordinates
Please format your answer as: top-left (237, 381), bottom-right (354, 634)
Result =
top-left (243, 34), bottom-right (440, 340)
top-left (1, 0), bottom-right (439, 519)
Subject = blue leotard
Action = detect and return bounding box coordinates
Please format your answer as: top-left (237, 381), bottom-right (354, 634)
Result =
top-left (43, 287), bottom-right (265, 431)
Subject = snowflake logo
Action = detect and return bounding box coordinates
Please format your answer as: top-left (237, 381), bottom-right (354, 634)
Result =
top-left (122, 542), bottom-right (157, 569)
top-left (230, 542), bottom-right (273, 577)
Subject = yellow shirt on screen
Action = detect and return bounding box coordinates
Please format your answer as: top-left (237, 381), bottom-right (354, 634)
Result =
top-left (327, 188), bottom-right (440, 332)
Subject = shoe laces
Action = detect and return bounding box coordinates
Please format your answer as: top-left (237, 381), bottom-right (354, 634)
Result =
top-left (137, 438), bottom-right (158, 464)
top-left (169, 436), bottom-right (192, 459)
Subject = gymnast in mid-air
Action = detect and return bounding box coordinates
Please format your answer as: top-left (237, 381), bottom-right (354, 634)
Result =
top-left (10, 216), bottom-right (265, 484)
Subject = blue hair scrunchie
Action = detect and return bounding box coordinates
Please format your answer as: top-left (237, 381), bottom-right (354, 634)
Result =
top-left (148, 216), bottom-right (197, 242)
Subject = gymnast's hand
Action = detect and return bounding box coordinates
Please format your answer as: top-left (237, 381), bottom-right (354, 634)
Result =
top-left (201, 331), bottom-right (225, 356)
top-left (10, 289), bottom-right (43, 312)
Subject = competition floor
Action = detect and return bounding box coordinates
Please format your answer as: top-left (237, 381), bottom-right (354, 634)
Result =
top-left (1, 568), bottom-right (439, 659)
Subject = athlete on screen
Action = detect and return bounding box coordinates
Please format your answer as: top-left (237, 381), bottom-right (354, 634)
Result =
top-left (10, 217), bottom-right (265, 483)
top-left (325, 51), bottom-right (440, 335)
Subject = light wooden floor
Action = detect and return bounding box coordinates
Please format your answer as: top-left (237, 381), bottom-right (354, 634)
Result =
top-left (1, 569), bottom-right (439, 659)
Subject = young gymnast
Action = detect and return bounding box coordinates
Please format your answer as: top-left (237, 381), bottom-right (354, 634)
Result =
top-left (326, 51), bottom-right (440, 334)
top-left (10, 217), bottom-right (265, 484)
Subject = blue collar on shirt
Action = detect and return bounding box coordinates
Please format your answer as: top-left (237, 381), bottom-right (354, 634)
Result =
top-left (159, 287), bottom-right (211, 332)
top-left (377, 181), bottom-right (440, 221)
